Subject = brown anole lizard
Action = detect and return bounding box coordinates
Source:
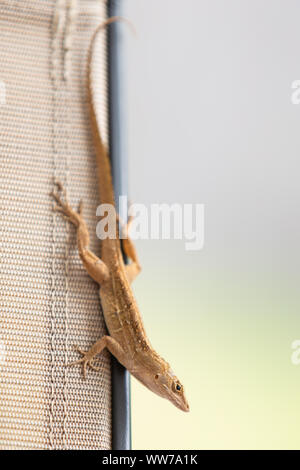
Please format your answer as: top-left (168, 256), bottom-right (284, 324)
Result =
top-left (51, 17), bottom-right (189, 412)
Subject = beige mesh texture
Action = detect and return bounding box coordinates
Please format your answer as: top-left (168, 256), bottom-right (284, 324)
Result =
top-left (0, 0), bottom-right (112, 449)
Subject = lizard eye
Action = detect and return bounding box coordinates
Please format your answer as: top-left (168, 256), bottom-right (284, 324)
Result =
top-left (173, 382), bottom-right (182, 392)
top-left (154, 374), bottom-right (159, 380)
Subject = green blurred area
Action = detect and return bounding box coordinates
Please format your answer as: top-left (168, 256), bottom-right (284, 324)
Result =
top-left (131, 255), bottom-right (300, 449)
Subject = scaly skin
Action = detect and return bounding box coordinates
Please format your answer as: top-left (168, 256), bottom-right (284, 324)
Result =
top-left (51, 18), bottom-right (189, 412)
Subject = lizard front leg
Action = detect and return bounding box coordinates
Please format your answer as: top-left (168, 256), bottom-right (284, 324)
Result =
top-left (51, 181), bottom-right (110, 284)
top-left (69, 336), bottom-right (130, 379)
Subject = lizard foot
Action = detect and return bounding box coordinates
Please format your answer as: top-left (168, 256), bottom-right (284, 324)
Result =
top-left (67, 345), bottom-right (100, 379)
top-left (50, 180), bottom-right (81, 226)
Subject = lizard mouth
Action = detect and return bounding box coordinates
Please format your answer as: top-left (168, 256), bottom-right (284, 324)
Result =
top-left (177, 400), bottom-right (190, 412)
top-left (171, 395), bottom-right (190, 412)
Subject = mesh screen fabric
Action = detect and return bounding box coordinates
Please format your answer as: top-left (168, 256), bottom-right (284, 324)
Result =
top-left (0, 0), bottom-right (112, 449)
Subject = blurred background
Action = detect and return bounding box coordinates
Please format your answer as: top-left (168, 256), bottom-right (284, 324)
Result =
top-left (121, 0), bottom-right (300, 450)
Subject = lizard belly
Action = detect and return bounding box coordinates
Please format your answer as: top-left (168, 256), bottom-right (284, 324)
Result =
top-left (99, 280), bottom-right (150, 359)
top-left (98, 285), bottom-right (134, 352)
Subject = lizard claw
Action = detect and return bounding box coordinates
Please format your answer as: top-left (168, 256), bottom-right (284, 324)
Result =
top-left (51, 188), bottom-right (67, 210)
top-left (53, 179), bottom-right (67, 197)
top-left (67, 345), bottom-right (100, 379)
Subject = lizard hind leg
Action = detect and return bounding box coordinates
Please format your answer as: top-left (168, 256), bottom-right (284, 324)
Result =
top-left (117, 213), bottom-right (142, 283)
top-left (51, 180), bottom-right (110, 285)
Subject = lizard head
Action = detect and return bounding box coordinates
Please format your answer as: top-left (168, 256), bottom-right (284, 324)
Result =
top-left (152, 367), bottom-right (190, 412)
top-left (133, 360), bottom-right (190, 412)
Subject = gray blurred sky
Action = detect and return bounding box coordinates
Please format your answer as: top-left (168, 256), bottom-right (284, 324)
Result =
top-left (123, 0), bottom-right (300, 276)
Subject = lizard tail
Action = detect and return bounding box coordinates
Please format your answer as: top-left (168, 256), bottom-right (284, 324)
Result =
top-left (87, 16), bottom-right (134, 207)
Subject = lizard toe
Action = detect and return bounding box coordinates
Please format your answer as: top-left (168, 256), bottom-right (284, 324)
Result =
top-left (88, 360), bottom-right (100, 372)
